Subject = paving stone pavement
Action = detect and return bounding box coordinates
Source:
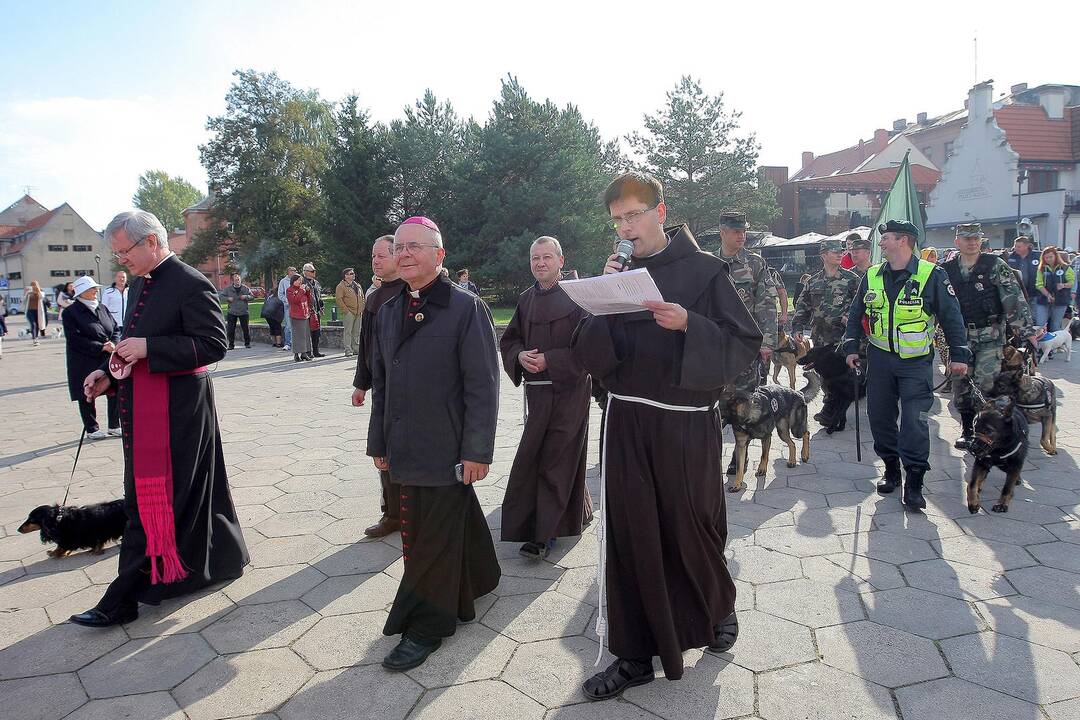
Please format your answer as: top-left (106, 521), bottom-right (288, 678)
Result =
top-left (3, 327), bottom-right (1080, 719)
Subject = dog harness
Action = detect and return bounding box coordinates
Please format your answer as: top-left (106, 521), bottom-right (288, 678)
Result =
top-left (593, 392), bottom-right (719, 665)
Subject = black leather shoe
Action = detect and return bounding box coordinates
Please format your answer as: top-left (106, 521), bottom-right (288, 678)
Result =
top-left (364, 516), bottom-right (401, 538)
top-left (313, 352), bottom-right (326, 358)
top-left (954, 434), bottom-right (973, 450)
top-left (382, 636), bottom-right (441, 671)
top-left (69, 606), bottom-right (137, 627)
top-left (877, 457), bottom-right (901, 495)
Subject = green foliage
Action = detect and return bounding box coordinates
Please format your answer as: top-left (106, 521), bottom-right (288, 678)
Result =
top-left (132, 170), bottom-right (203, 234)
top-left (627, 76), bottom-right (779, 236)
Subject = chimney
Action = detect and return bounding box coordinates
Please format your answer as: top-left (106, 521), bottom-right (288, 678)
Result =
top-left (1010, 82), bottom-right (1028, 95)
top-left (892, 118), bottom-right (906, 132)
top-left (1039, 87), bottom-right (1066, 119)
top-left (917, 112), bottom-right (928, 124)
top-left (873, 128), bottom-right (890, 150)
top-left (968, 81), bottom-right (994, 120)
top-left (801, 151), bottom-right (814, 169)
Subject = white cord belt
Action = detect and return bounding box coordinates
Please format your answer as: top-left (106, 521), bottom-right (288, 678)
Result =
top-left (521, 381), bottom-right (554, 423)
top-left (594, 391), bottom-right (719, 665)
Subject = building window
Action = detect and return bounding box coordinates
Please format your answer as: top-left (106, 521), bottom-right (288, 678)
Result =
top-left (922, 147), bottom-right (933, 161)
top-left (944, 141), bottom-right (954, 157)
top-left (8, 271), bottom-right (21, 280)
top-left (50, 269), bottom-right (71, 277)
top-left (47, 244), bottom-right (69, 252)
top-left (73, 244), bottom-right (93, 252)
top-left (1027, 170), bottom-right (1059, 194)
top-left (75, 269), bottom-right (95, 277)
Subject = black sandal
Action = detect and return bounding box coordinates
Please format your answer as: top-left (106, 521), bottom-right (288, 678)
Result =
top-left (708, 611), bottom-right (739, 653)
top-left (519, 542), bottom-right (547, 560)
top-left (582, 657), bottom-right (654, 701)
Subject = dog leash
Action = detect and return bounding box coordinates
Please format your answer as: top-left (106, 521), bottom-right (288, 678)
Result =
top-left (57, 428), bottom-right (87, 518)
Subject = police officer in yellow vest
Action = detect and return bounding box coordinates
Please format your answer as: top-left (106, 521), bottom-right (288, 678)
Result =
top-left (841, 220), bottom-right (970, 510)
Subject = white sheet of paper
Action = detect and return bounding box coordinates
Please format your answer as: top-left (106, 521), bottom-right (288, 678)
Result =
top-left (558, 268), bottom-right (663, 315)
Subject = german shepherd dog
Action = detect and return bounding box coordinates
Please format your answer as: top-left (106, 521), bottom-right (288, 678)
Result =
top-left (992, 345), bottom-right (1057, 454)
top-left (721, 377), bottom-right (818, 493)
top-left (797, 345), bottom-right (864, 433)
top-left (18, 500), bottom-right (126, 557)
top-left (967, 396), bottom-right (1029, 514)
top-left (771, 328), bottom-right (810, 389)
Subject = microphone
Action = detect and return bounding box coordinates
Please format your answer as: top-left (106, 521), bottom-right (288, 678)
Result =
top-left (613, 239), bottom-right (635, 272)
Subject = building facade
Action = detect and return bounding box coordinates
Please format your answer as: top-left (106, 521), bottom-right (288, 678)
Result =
top-left (0, 195), bottom-right (107, 312)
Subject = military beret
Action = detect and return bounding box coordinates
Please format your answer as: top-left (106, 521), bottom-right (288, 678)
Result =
top-left (847, 232), bottom-right (872, 250)
top-left (954, 222), bottom-right (982, 238)
top-left (878, 219), bottom-right (919, 238)
top-left (720, 212), bottom-right (748, 230)
top-left (819, 238), bottom-right (845, 253)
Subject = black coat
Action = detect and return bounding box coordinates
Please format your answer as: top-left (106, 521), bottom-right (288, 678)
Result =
top-left (62, 300), bottom-right (120, 401)
top-left (367, 275), bottom-right (500, 487)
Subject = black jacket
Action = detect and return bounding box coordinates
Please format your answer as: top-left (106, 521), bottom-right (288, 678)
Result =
top-left (62, 300), bottom-right (121, 401)
top-left (366, 275), bottom-right (500, 486)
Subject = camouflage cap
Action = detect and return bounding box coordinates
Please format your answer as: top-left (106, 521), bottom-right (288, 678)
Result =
top-left (719, 211), bottom-right (748, 230)
top-left (878, 219), bottom-right (920, 239)
top-left (954, 222), bottom-right (982, 238)
top-left (1015, 234), bottom-right (1034, 245)
top-left (819, 238), bottom-right (846, 253)
top-left (847, 232), bottom-right (872, 250)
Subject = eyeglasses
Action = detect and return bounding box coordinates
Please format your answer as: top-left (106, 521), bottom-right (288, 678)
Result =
top-left (392, 242), bottom-right (440, 255)
top-left (611, 205), bottom-right (657, 230)
top-left (111, 236), bottom-right (146, 261)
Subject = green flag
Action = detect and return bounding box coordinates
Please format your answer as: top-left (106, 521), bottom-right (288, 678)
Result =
top-left (868, 151), bottom-right (924, 264)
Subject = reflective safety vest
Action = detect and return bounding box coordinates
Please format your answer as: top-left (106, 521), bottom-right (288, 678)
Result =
top-left (864, 259), bottom-right (936, 358)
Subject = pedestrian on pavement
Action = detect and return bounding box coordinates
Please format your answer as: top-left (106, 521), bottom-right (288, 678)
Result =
top-left (0, 295), bottom-right (7, 358)
top-left (842, 220), bottom-right (971, 510)
top-left (1035, 246), bottom-right (1075, 333)
top-left (260, 285), bottom-right (285, 347)
top-left (286, 274), bottom-right (314, 362)
top-left (335, 267), bottom-right (364, 356)
top-left (302, 263), bottom-right (325, 357)
top-left (277, 265), bottom-right (297, 351)
top-left (368, 216), bottom-right (501, 673)
top-left (353, 235), bottom-right (406, 538)
top-left (73, 209), bottom-right (247, 628)
top-left (499, 235), bottom-right (593, 560)
top-left (62, 276), bottom-right (121, 439)
top-left (1006, 234), bottom-right (1040, 326)
top-left (57, 281), bottom-right (76, 313)
top-left (23, 280), bottom-right (45, 345)
top-left (219, 273), bottom-right (254, 349)
top-left (101, 271), bottom-right (129, 334)
top-left (456, 268), bottom-right (480, 295)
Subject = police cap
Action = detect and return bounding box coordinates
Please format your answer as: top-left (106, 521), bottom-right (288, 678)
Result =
top-left (878, 220), bottom-right (920, 239)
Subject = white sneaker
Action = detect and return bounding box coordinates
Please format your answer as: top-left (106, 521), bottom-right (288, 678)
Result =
top-left (107, 427), bottom-right (122, 437)
top-left (87, 429), bottom-right (108, 439)
top-left (282, 344), bottom-right (291, 351)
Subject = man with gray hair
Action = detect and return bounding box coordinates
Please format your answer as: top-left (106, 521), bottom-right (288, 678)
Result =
top-left (72, 209), bottom-right (248, 627)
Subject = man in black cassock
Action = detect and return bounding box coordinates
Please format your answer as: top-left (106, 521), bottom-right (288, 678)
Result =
top-left (73, 210), bottom-right (248, 627)
top-left (499, 236), bottom-right (592, 560)
top-left (571, 173), bottom-right (761, 699)
top-left (352, 234), bottom-right (406, 538)
top-left (368, 216), bottom-right (501, 671)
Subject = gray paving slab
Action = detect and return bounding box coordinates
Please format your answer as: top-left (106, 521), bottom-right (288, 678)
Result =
top-left (78, 633), bottom-right (217, 698)
top-left (622, 650), bottom-right (755, 720)
top-left (0, 672), bottom-right (88, 720)
top-left (757, 662), bottom-right (897, 720)
top-left (280, 665), bottom-right (423, 720)
top-left (896, 676), bottom-right (1044, 720)
top-left (941, 631), bottom-right (1080, 704)
top-left (816, 620), bottom-right (949, 687)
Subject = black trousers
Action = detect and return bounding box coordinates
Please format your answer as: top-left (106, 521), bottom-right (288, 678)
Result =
top-left (77, 394), bottom-right (119, 432)
top-left (226, 314), bottom-right (250, 347)
top-left (380, 469), bottom-right (401, 520)
top-left (865, 346), bottom-right (934, 471)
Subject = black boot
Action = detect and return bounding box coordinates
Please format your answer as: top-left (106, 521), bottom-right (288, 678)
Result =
top-left (877, 457), bottom-right (901, 495)
top-left (902, 466), bottom-right (927, 510)
top-left (954, 412), bottom-right (975, 450)
top-left (311, 329), bottom-right (325, 357)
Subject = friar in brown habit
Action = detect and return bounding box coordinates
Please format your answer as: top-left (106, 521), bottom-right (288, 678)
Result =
top-left (571, 173), bottom-right (762, 700)
top-left (499, 236), bottom-right (593, 560)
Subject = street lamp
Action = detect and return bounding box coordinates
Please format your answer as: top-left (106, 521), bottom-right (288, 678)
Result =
top-left (1016, 169), bottom-right (1028, 238)
top-left (94, 254), bottom-right (101, 280)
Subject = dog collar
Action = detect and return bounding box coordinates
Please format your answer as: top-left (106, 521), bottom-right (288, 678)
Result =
top-left (997, 440), bottom-right (1025, 459)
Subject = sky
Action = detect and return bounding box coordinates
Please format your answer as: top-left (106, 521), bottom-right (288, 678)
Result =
top-left (2, 0), bottom-right (1077, 230)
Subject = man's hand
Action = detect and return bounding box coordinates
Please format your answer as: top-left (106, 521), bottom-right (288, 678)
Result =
top-left (461, 460), bottom-right (489, 485)
top-left (351, 388), bottom-right (366, 407)
top-left (373, 456), bottom-right (389, 471)
top-left (602, 253), bottom-right (623, 275)
top-left (949, 362), bottom-right (969, 376)
top-left (845, 353), bottom-right (860, 369)
top-left (519, 349), bottom-right (547, 373)
top-left (760, 347), bottom-right (773, 363)
top-left (102, 341), bottom-right (116, 354)
top-left (642, 300), bottom-right (688, 332)
top-left (83, 369), bottom-right (110, 401)
top-left (115, 337), bottom-right (148, 363)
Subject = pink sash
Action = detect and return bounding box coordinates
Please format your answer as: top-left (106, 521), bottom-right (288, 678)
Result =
top-left (132, 360), bottom-right (207, 584)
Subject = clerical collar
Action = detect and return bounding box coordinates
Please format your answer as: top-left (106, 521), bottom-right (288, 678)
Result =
top-left (144, 252), bottom-right (176, 279)
top-left (408, 276), bottom-right (439, 298)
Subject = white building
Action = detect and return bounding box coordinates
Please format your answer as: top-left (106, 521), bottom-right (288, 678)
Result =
top-left (926, 82), bottom-right (1080, 250)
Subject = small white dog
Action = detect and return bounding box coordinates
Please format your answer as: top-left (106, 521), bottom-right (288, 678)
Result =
top-left (1037, 330), bottom-right (1073, 363)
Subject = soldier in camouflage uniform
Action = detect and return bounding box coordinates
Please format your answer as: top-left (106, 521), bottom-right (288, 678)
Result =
top-left (847, 233), bottom-right (873, 278)
top-left (717, 211), bottom-right (777, 473)
top-left (793, 237), bottom-right (860, 425)
top-left (943, 223), bottom-right (1038, 449)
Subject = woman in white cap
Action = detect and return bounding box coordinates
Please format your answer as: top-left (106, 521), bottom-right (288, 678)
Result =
top-left (61, 275), bottom-right (121, 438)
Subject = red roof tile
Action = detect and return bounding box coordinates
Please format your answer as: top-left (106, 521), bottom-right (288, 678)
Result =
top-left (792, 165), bottom-right (941, 192)
top-left (993, 105), bottom-right (1075, 163)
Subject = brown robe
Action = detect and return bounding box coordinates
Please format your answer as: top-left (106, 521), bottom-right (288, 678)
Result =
top-left (571, 225), bottom-right (761, 680)
top-left (499, 282), bottom-right (592, 543)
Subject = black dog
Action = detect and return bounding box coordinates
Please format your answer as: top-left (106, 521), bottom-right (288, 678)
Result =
top-left (18, 500), bottom-right (126, 557)
top-left (1070, 317), bottom-right (1080, 341)
top-left (797, 345), bottom-right (864, 433)
top-left (967, 396), bottom-right (1029, 514)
